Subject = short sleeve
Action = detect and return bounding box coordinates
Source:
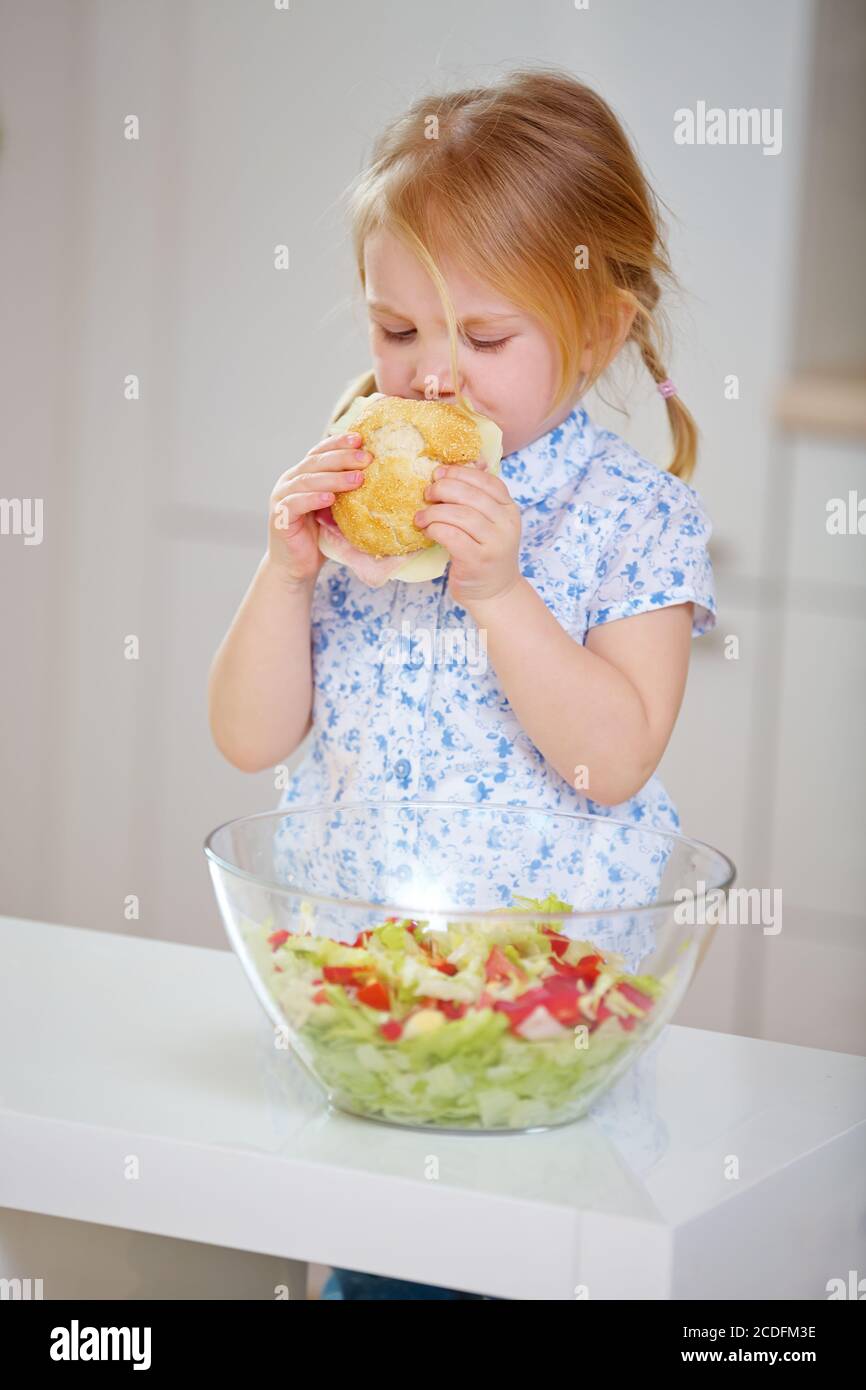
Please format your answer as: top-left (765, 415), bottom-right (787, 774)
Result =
top-left (585, 474), bottom-right (716, 637)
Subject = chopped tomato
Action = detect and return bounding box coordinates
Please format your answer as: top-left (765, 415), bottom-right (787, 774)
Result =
top-left (610, 982), bottom-right (654, 1029)
top-left (550, 953), bottom-right (602, 984)
top-left (490, 976), bottom-right (584, 1032)
top-left (416, 992), bottom-right (465, 1019)
top-left (433, 958), bottom-right (458, 976)
top-left (485, 945), bottom-right (528, 984)
top-left (353, 929), bottom-right (373, 948)
top-left (436, 999), bottom-right (468, 1020)
top-left (356, 979), bottom-right (390, 1011)
top-left (492, 988), bottom-right (550, 1032)
top-left (584, 955), bottom-right (604, 979)
top-left (380, 1019), bottom-right (403, 1041)
top-left (617, 982), bottom-right (654, 1013)
top-left (415, 934), bottom-right (456, 972)
top-left (267, 930), bottom-right (290, 950)
top-left (541, 926), bottom-right (570, 957)
top-left (322, 965), bottom-right (366, 987)
top-left (537, 976), bottom-right (583, 1026)
top-left (312, 988), bottom-right (329, 1004)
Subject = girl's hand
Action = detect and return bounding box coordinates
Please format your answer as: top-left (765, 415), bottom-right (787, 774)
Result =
top-left (267, 432), bottom-right (373, 586)
top-left (414, 462), bottom-right (522, 605)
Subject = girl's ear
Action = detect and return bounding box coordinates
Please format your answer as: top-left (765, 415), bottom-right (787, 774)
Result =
top-left (611, 293), bottom-right (639, 352)
top-left (578, 293), bottom-right (638, 375)
top-left (599, 293), bottom-right (638, 368)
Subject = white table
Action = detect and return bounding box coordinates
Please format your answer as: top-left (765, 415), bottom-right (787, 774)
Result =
top-left (1, 916), bottom-right (863, 1300)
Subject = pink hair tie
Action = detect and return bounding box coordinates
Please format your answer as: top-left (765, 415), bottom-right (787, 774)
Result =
top-left (657, 378), bottom-right (677, 399)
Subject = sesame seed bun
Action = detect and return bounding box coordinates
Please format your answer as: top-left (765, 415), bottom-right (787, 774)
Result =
top-left (331, 396), bottom-right (486, 557)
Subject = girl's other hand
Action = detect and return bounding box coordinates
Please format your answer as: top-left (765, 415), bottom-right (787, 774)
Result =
top-left (266, 432), bottom-right (372, 587)
top-left (414, 462), bottom-right (522, 605)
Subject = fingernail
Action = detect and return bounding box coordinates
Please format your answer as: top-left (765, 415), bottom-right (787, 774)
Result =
top-left (347, 432), bottom-right (361, 444)
top-left (433, 465), bottom-right (446, 479)
top-left (355, 450), bottom-right (371, 461)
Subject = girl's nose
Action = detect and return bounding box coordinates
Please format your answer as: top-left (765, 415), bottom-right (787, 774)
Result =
top-left (410, 370), bottom-right (465, 402)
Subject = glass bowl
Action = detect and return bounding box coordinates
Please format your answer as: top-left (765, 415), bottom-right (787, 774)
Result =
top-left (204, 800), bottom-right (735, 1134)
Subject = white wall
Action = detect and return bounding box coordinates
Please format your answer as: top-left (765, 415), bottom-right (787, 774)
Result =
top-left (1, 0), bottom-right (862, 1052)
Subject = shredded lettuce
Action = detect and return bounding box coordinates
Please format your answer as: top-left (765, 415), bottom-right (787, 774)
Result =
top-left (257, 893), bottom-right (665, 1129)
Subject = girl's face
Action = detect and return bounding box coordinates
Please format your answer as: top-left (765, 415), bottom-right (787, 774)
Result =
top-left (363, 226), bottom-right (581, 457)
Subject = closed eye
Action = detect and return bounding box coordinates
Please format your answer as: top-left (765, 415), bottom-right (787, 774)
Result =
top-left (378, 326), bottom-right (510, 353)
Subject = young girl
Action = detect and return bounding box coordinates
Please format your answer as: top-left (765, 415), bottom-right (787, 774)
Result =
top-left (208, 67), bottom-right (716, 1300)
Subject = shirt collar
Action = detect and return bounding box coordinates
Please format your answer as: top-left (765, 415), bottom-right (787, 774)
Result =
top-left (499, 404), bottom-right (596, 506)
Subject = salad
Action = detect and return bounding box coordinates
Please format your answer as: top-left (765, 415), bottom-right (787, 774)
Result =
top-left (255, 894), bottom-right (668, 1130)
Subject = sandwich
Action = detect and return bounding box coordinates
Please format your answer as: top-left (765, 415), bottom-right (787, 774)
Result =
top-left (316, 393), bottom-right (504, 587)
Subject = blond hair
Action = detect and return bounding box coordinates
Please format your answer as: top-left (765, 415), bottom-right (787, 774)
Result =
top-left (338, 65), bottom-right (698, 481)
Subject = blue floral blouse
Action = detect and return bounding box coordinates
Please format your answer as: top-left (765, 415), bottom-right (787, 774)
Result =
top-left (274, 402), bottom-right (716, 933)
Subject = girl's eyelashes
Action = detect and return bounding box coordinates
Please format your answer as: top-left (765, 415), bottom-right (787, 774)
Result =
top-left (377, 325), bottom-right (510, 353)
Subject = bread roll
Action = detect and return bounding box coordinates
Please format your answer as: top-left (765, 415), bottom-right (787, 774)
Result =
top-left (331, 396), bottom-right (485, 558)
